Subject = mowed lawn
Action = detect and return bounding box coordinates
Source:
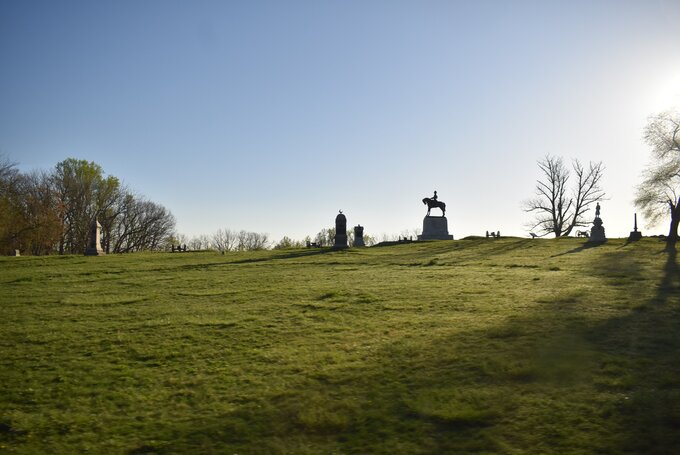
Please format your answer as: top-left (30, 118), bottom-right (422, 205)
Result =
top-left (1, 238), bottom-right (679, 454)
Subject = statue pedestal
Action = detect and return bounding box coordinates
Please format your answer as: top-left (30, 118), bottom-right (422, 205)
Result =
top-left (418, 216), bottom-right (453, 241)
top-left (628, 214), bottom-right (642, 241)
top-left (628, 230), bottom-right (642, 241)
top-left (333, 234), bottom-right (348, 249)
top-left (588, 217), bottom-right (606, 242)
top-left (85, 246), bottom-right (105, 256)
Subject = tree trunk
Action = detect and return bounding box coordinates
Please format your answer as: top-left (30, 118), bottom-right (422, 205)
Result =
top-left (668, 211), bottom-right (679, 246)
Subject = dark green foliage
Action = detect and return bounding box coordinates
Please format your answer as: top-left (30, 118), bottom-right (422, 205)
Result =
top-left (1, 238), bottom-right (678, 453)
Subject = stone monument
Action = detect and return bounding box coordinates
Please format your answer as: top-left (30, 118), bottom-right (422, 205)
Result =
top-left (588, 203), bottom-right (606, 242)
top-left (85, 217), bottom-right (105, 255)
top-left (333, 211), bottom-right (348, 249)
top-left (353, 225), bottom-right (365, 247)
top-left (418, 191), bottom-right (454, 241)
top-left (628, 213), bottom-right (642, 241)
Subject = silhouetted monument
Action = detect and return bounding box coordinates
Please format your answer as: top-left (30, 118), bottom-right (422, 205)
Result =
top-left (85, 217), bottom-right (105, 256)
top-left (628, 213), bottom-right (642, 241)
top-left (422, 190), bottom-right (446, 216)
top-left (418, 191), bottom-right (453, 241)
top-left (588, 202), bottom-right (606, 242)
top-left (353, 225), bottom-right (365, 247)
top-left (333, 211), bottom-right (348, 249)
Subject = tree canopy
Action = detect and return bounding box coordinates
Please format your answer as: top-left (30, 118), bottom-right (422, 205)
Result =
top-left (0, 156), bottom-right (175, 255)
top-left (635, 111), bottom-right (680, 245)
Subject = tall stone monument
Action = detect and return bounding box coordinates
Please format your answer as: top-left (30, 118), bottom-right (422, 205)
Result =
top-left (85, 217), bottom-right (105, 256)
top-left (333, 211), bottom-right (348, 249)
top-left (628, 213), bottom-right (642, 241)
top-left (418, 191), bottom-right (454, 241)
top-left (353, 225), bottom-right (365, 247)
top-left (588, 202), bottom-right (606, 242)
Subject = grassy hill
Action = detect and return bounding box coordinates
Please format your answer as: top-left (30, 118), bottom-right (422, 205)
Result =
top-left (1, 238), bottom-right (679, 454)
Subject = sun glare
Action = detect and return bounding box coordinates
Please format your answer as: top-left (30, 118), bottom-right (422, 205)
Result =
top-left (650, 67), bottom-right (680, 113)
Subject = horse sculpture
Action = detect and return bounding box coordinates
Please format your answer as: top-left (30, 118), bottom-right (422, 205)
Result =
top-left (422, 197), bottom-right (446, 216)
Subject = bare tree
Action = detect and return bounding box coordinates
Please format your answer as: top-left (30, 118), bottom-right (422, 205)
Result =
top-left (212, 228), bottom-right (237, 252)
top-left (0, 157), bottom-right (62, 255)
top-left (248, 232), bottom-right (270, 250)
top-left (635, 111), bottom-right (680, 245)
top-left (0, 155), bottom-right (21, 254)
top-left (18, 171), bottom-right (62, 255)
top-left (188, 234), bottom-right (211, 251)
top-left (313, 227), bottom-right (335, 246)
top-left (273, 236), bottom-right (307, 249)
top-left (399, 227), bottom-right (420, 241)
top-left (235, 231), bottom-right (269, 250)
top-left (111, 195), bottom-right (175, 252)
top-left (0, 154), bottom-right (18, 184)
top-left (524, 155), bottom-right (605, 237)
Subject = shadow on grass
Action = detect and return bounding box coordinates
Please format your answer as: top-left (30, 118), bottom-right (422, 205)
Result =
top-left (154, 248), bottom-right (341, 273)
top-left (227, 248), bottom-right (339, 265)
top-left (654, 245), bottom-right (678, 304)
top-left (124, 245), bottom-right (680, 454)
top-left (550, 240), bottom-right (605, 257)
top-left (386, 239), bottom-right (538, 267)
top-left (580, 244), bottom-right (680, 453)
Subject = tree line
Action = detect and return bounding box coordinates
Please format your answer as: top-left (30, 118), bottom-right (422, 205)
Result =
top-left (177, 227), bottom-right (378, 252)
top-left (0, 157), bottom-right (176, 255)
top-left (178, 229), bottom-right (271, 252)
top-left (3, 111), bottom-right (677, 254)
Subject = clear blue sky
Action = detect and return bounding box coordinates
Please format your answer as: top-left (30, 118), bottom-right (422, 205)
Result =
top-left (2, 0), bottom-right (679, 241)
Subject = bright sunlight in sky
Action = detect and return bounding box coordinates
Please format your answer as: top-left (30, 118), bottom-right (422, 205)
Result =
top-left (1, 0), bottom-right (680, 242)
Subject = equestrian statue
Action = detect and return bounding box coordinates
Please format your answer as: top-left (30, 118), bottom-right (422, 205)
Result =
top-left (422, 190), bottom-right (446, 216)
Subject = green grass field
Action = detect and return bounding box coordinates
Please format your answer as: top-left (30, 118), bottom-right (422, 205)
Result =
top-left (1, 238), bottom-right (679, 454)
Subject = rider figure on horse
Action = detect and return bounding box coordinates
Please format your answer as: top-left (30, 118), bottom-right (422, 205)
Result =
top-left (423, 191), bottom-right (446, 216)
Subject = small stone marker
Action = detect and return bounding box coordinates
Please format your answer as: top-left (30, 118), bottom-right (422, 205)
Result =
top-left (628, 213), bottom-right (642, 241)
top-left (353, 225), bottom-right (365, 247)
top-left (333, 211), bottom-right (348, 249)
top-left (588, 203), bottom-right (606, 242)
top-left (85, 217), bottom-right (105, 255)
top-left (11, 249), bottom-right (20, 256)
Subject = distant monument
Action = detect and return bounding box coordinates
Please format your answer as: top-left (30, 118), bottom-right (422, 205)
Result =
top-left (628, 213), bottom-right (642, 241)
top-left (588, 202), bottom-right (606, 242)
top-left (353, 225), bottom-right (365, 247)
top-left (85, 217), bottom-right (105, 255)
top-left (333, 211), bottom-right (348, 249)
top-left (418, 191), bottom-right (454, 241)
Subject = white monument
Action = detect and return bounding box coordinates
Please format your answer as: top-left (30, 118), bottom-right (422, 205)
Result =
top-left (85, 218), bottom-right (105, 255)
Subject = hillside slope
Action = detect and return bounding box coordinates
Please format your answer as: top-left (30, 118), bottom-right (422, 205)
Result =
top-left (1, 238), bottom-right (679, 454)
